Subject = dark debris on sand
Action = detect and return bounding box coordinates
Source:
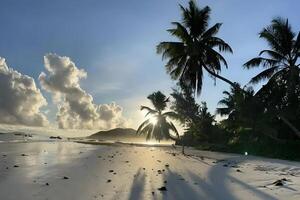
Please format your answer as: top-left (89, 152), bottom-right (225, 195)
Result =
top-left (273, 178), bottom-right (290, 186)
top-left (49, 136), bottom-right (62, 140)
top-left (158, 186), bottom-right (167, 191)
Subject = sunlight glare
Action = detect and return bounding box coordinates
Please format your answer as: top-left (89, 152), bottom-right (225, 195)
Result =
top-left (149, 116), bottom-right (157, 125)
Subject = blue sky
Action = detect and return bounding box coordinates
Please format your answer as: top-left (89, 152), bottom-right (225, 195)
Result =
top-left (0, 0), bottom-right (299, 129)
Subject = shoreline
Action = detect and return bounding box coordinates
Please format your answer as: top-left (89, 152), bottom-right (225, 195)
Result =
top-left (74, 140), bottom-right (174, 148)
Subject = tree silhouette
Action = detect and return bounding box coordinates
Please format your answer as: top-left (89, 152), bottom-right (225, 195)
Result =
top-left (244, 17), bottom-right (300, 137)
top-left (137, 91), bottom-right (179, 142)
top-left (157, 0), bottom-right (234, 95)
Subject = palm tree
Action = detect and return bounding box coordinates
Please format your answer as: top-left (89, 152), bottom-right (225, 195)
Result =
top-left (217, 85), bottom-right (256, 131)
top-left (244, 17), bottom-right (300, 137)
top-left (137, 91), bottom-right (180, 143)
top-left (170, 84), bottom-right (200, 124)
top-left (157, 0), bottom-right (235, 95)
top-left (217, 88), bottom-right (239, 121)
top-left (244, 17), bottom-right (299, 85)
top-left (217, 85), bottom-right (283, 140)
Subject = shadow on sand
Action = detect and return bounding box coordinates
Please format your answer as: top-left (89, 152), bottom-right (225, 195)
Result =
top-left (125, 157), bottom-right (278, 200)
top-left (187, 157), bottom-right (278, 200)
top-left (128, 168), bottom-right (147, 200)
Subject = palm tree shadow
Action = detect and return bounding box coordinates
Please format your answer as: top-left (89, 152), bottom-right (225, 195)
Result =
top-left (187, 157), bottom-right (278, 200)
top-left (160, 168), bottom-right (205, 200)
top-left (115, 156), bottom-right (282, 200)
top-left (128, 168), bottom-right (146, 200)
top-left (186, 170), bottom-right (236, 200)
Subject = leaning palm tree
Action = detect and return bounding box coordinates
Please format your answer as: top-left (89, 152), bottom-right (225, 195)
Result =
top-left (244, 17), bottom-right (300, 137)
top-left (157, 0), bottom-right (235, 95)
top-left (137, 91), bottom-right (179, 142)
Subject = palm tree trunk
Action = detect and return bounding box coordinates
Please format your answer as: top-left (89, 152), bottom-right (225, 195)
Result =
top-left (179, 137), bottom-right (185, 155)
top-left (169, 135), bottom-right (185, 154)
top-left (203, 66), bottom-right (237, 87)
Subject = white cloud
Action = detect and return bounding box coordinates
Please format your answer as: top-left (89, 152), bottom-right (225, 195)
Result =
top-left (0, 57), bottom-right (49, 126)
top-left (39, 53), bottom-right (128, 129)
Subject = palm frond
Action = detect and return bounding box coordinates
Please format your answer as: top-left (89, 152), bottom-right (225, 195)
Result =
top-left (169, 121), bottom-right (179, 139)
top-left (168, 22), bottom-right (192, 43)
top-left (205, 37), bottom-right (233, 53)
top-left (162, 111), bottom-right (180, 120)
top-left (143, 124), bottom-right (154, 141)
top-left (140, 106), bottom-right (157, 116)
top-left (218, 98), bottom-right (230, 106)
top-left (294, 31), bottom-right (300, 56)
top-left (136, 119), bottom-right (150, 135)
top-left (202, 23), bottom-right (222, 38)
top-left (243, 57), bottom-right (279, 69)
top-left (205, 47), bottom-right (229, 68)
top-left (156, 42), bottom-right (185, 60)
top-left (249, 66), bottom-right (280, 84)
top-left (260, 28), bottom-right (283, 54)
top-left (165, 55), bottom-right (186, 74)
top-left (169, 58), bottom-right (187, 79)
top-left (259, 50), bottom-right (286, 61)
top-left (147, 91), bottom-right (168, 111)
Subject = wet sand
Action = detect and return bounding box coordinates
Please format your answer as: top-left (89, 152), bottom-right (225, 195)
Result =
top-left (0, 141), bottom-right (300, 200)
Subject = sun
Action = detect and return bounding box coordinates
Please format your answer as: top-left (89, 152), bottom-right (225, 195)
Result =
top-left (149, 116), bottom-right (157, 125)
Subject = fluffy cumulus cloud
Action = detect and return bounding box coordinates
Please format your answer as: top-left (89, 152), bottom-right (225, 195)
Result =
top-left (39, 53), bottom-right (128, 129)
top-left (0, 57), bottom-right (48, 126)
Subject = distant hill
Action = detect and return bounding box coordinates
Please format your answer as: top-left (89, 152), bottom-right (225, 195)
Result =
top-left (88, 128), bottom-right (146, 141)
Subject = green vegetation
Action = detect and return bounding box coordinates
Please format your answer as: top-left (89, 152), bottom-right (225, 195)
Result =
top-left (137, 0), bottom-right (300, 160)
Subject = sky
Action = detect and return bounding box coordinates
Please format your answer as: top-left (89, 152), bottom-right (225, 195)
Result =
top-left (0, 0), bottom-right (299, 133)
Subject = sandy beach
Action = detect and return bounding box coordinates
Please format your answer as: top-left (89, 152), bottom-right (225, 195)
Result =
top-left (1, 139), bottom-right (300, 200)
top-left (0, 0), bottom-right (299, 199)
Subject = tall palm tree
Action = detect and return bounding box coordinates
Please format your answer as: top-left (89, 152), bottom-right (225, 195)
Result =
top-left (244, 17), bottom-right (300, 137)
top-left (137, 91), bottom-right (179, 142)
top-left (157, 0), bottom-right (235, 95)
